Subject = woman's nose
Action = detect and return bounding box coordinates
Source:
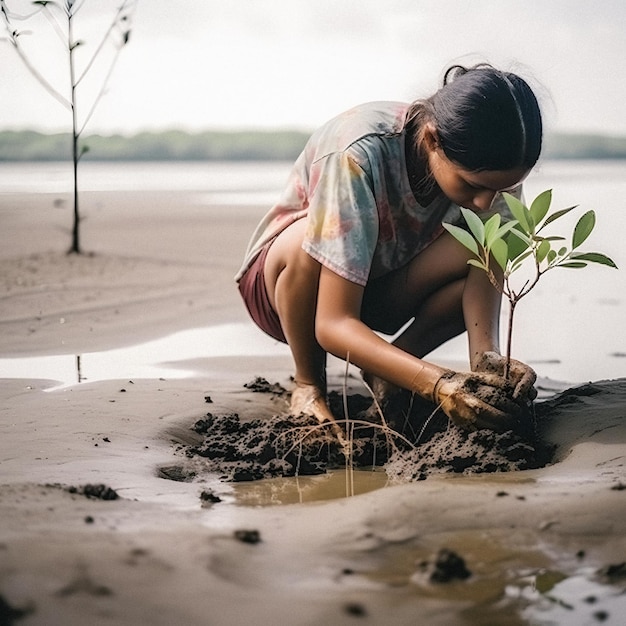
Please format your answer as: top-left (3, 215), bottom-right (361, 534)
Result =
top-left (471, 190), bottom-right (497, 212)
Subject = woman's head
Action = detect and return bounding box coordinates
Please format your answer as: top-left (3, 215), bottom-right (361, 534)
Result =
top-left (410, 64), bottom-right (543, 172)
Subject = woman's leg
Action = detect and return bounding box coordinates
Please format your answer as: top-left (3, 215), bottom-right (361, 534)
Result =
top-left (264, 218), bottom-right (326, 389)
top-left (362, 231), bottom-right (474, 359)
top-left (262, 219), bottom-right (344, 429)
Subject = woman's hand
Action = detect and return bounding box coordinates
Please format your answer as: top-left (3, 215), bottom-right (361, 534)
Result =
top-left (290, 381), bottom-right (334, 422)
top-left (432, 370), bottom-right (521, 432)
top-left (473, 351), bottom-right (537, 403)
top-left (289, 381), bottom-right (348, 447)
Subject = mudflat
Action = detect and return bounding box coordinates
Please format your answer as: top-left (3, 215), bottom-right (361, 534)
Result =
top-left (1, 190), bottom-right (625, 625)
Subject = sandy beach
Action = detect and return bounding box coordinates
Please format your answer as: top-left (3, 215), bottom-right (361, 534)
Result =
top-left (1, 186), bottom-right (625, 625)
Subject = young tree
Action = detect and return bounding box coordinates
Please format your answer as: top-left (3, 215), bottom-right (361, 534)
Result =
top-left (1, 0), bottom-right (137, 254)
top-left (443, 190), bottom-right (617, 378)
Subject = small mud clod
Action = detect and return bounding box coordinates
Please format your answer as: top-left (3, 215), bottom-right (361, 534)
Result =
top-left (199, 490), bottom-right (222, 505)
top-left (427, 549), bottom-right (472, 583)
top-left (234, 529), bottom-right (261, 544)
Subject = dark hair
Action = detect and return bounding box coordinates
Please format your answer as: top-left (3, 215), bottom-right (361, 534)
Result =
top-left (408, 64), bottom-right (543, 171)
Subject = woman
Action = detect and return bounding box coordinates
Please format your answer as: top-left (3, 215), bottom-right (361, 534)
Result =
top-left (236, 63), bottom-right (541, 432)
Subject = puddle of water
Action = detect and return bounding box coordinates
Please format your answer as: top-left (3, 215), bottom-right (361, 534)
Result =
top-left (363, 529), bottom-right (626, 625)
top-left (519, 568), bottom-right (626, 625)
top-left (0, 323), bottom-right (289, 391)
top-left (230, 468), bottom-right (391, 506)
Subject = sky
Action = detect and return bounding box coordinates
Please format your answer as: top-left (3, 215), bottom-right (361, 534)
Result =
top-left (1, 0), bottom-right (625, 136)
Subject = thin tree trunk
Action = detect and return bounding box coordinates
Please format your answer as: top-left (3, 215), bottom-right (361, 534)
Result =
top-left (68, 7), bottom-right (80, 254)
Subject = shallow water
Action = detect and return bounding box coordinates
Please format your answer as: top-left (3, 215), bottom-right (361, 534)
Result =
top-left (0, 320), bottom-right (582, 394)
top-left (363, 529), bottom-right (626, 626)
top-left (230, 468), bottom-right (391, 506)
top-left (0, 323), bottom-right (289, 390)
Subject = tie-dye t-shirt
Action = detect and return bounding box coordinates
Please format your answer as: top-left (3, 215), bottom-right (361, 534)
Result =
top-left (235, 101), bottom-right (515, 286)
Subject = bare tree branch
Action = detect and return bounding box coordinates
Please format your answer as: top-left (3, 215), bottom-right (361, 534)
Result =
top-left (4, 32), bottom-right (71, 109)
top-left (76, 0), bottom-right (133, 86)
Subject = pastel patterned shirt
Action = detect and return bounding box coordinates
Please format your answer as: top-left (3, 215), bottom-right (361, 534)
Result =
top-left (236, 101), bottom-right (515, 286)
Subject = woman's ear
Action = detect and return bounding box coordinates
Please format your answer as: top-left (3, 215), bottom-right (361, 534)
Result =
top-left (421, 123), bottom-right (440, 153)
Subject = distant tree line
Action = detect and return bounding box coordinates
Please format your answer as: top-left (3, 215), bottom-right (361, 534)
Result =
top-left (1, 129), bottom-right (626, 161)
top-left (0, 129), bottom-right (311, 161)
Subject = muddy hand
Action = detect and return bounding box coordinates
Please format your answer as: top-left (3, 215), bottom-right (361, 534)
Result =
top-left (474, 351), bottom-right (537, 402)
top-left (433, 371), bottom-right (520, 432)
top-left (290, 382), bottom-right (347, 447)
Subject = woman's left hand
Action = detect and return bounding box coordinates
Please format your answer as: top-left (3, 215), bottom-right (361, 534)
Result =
top-left (473, 351), bottom-right (537, 403)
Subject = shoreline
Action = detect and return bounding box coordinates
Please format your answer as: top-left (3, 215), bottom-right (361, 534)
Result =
top-left (1, 190), bottom-right (625, 625)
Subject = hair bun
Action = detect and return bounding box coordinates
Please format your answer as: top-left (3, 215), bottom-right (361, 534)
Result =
top-left (443, 63), bottom-right (496, 86)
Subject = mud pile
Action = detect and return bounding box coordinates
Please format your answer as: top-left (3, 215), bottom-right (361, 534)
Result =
top-left (176, 378), bottom-right (553, 483)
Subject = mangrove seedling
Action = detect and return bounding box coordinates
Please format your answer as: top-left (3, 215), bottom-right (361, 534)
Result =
top-left (443, 189), bottom-right (617, 378)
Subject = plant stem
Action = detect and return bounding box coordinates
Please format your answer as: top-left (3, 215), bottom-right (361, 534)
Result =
top-left (504, 299), bottom-right (517, 380)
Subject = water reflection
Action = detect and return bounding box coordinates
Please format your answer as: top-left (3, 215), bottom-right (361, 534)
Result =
top-left (0, 323), bottom-right (289, 391)
top-left (231, 468), bottom-right (391, 506)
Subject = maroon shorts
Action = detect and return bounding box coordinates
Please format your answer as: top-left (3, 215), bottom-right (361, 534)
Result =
top-left (237, 241), bottom-right (287, 343)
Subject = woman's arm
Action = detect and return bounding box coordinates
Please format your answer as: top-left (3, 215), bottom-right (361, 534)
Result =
top-left (463, 263), bottom-right (503, 370)
top-left (315, 266), bottom-right (445, 398)
top-left (315, 264), bottom-right (522, 430)
top-left (464, 263), bottom-right (537, 400)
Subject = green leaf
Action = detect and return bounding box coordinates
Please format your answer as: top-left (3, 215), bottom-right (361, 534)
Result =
top-left (539, 205), bottom-right (577, 231)
top-left (491, 238), bottom-right (508, 271)
top-left (508, 227), bottom-right (531, 244)
top-left (510, 249), bottom-right (533, 270)
top-left (494, 220), bottom-right (520, 241)
top-left (506, 225), bottom-right (531, 260)
top-left (572, 210), bottom-right (596, 249)
top-left (460, 208), bottom-right (485, 245)
top-left (547, 250), bottom-right (557, 264)
top-left (503, 193), bottom-right (532, 233)
top-left (570, 252), bottom-right (618, 268)
top-left (483, 213), bottom-right (501, 249)
top-left (529, 189), bottom-right (552, 226)
top-left (442, 223), bottom-right (479, 256)
top-left (558, 261), bottom-right (588, 268)
top-left (536, 239), bottom-right (551, 264)
top-left (467, 258), bottom-right (488, 271)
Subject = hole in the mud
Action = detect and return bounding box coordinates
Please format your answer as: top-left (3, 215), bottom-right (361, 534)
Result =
top-left (160, 378), bottom-right (564, 504)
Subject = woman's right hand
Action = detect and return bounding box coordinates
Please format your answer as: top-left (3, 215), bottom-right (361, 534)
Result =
top-left (432, 371), bottom-right (521, 432)
top-left (290, 381), bottom-right (348, 448)
top-left (290, 381), bottom-right (335, 423)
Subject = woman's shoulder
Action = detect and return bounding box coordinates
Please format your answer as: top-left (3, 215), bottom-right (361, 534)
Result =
top-left (310, 101), bottom-right (409, 155)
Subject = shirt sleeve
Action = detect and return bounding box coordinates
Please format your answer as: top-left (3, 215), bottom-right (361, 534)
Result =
top-left (302, 151), bottom-right (379, 286)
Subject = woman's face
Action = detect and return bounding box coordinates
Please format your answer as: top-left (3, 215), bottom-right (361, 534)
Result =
top-left (427, 141), bottom-right (529, 213)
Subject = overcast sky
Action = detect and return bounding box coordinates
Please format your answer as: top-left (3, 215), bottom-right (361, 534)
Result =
top-left (1, 0), bottom-right (624, 135)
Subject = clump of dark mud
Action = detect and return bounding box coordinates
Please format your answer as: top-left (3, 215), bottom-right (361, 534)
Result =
top-left (66, 484), bottom-right (120, 500)
top-left (186, 412), bottom-right (343, 482)
top-left (176, 379), bottom-right (554, 483)
top-left (416, 548), bottom-right (472, 583)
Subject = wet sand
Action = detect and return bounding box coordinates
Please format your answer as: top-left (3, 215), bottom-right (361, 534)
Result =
top-left (1, 190), bottom-right (625, 625)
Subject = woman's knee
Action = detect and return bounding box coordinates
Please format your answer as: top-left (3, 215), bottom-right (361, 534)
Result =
top-left (361, 234), bottom-right (470, 333)
top-left (264, 218), bottom-right (309, 308)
